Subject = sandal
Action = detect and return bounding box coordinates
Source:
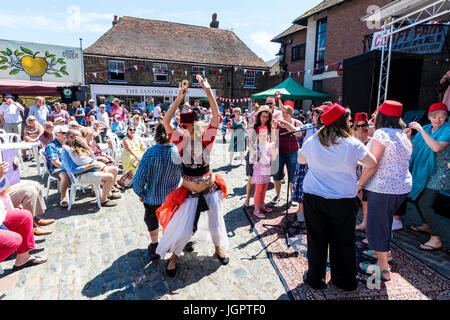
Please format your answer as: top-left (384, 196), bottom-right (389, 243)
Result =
top-left (359, 263), bottom-right (391, 281)
top-left (114, 184), bottom-right (124, 191)
top-left (362, 250), bottom-right (393, 262)
top-left (409, 226), bottom-right (429, 235)
top-left (101, 199), bottom-right (117, 207)
top-left (417, 243), bottom-right (442, 251)
top-left (12, 256), bottom-right (47, 272)
top-left (59, 200), bottom-right (69, 208)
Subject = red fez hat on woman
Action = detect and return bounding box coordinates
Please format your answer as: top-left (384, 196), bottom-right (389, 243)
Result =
top-left (428, 103), bottom-right (447, 113)
top-left (378, 100), bottom-right (403, 117)
top-left (180, 112), bottom-right (197, 125)
top-left (354, 112), bottom-right (368, 122)
top-left (283, 100), bottom-right (295, 108)
top-left (320, 103), bottom-right (346, 125)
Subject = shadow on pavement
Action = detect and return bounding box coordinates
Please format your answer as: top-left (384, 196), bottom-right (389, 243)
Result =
top-left (82, 248), bottom-right (222, 300)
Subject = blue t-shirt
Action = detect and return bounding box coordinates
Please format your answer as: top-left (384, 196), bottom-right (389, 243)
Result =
top-left (111, 121), bottom-right (126, 138)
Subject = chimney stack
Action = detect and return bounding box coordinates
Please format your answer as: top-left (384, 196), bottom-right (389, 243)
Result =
top-left (112, 15), bottom-right (119, 26)
top-left (210, 13), bottom-right (219, 28)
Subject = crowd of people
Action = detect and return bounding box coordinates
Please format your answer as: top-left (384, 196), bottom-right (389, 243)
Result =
top-left (0, 81), bottom-right (448, 291)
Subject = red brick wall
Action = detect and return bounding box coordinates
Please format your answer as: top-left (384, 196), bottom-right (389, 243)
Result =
top-left (324, 0), bottom-right (392, 66)
top-left (285, 30), bottom-right (307, 86)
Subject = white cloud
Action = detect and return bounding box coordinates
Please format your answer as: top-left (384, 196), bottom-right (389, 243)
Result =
top-left (0, 5), bottom-right (113, 34)
top-left (250, 31), bottom-right (279, 60)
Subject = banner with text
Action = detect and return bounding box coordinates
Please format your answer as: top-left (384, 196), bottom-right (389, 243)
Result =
top-left (371, 24), bottom-right (448, 54)
top-left (0, 39), bottom-right (82, 83)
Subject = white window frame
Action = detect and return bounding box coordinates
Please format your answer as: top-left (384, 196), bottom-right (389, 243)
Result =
top-left (244, 71), bottom-right (256, 88)
top-left (153, 63), bottom-right (169, 83)
top-left (108, 60), bottom-right (125, 82)
top-left (192, 66), bottom-right (205, 87)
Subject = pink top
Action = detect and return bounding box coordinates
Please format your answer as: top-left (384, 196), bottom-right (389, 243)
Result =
top-left (110, 105), bottom-right (125, 121)
top-left (251, 144), bottom-right (273, 185)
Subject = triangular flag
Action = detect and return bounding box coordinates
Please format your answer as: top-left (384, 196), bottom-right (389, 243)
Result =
top-left (171, 70), bottom-right (174, 75)
top-left (262, 71), bottom-right (265, 75)
top-left (325, 65), bottom-right (329, 71)
top-left (134, 65), bottom-right (138, 70)
top-left (234, 67), bottom-right (238, 72)
top-left (185, 71), bottom-right (188, 75)
top-left (219, 69), bottom-right (222, 73)
top-left (93, 72), bottom-right (97, 77)
top-left (152, 68), bottom-right (156, 73)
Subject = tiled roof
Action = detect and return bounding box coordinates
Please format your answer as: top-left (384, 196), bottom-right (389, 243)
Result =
top-left (84, 16), bottom-right (268, 68)
top-left (293, 0), bottom-right (349, 25)
top-left (271, 24), bottom-right (307, 43)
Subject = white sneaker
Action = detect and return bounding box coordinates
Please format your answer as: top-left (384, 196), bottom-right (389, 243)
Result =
top-left (392, 219), bottom-right (403, 231)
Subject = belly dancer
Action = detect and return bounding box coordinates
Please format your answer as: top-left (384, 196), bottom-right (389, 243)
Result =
top-left (156, 75), bottom-right (229, 277)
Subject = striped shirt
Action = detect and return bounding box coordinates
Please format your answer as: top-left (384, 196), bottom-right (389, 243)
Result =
top-left (132, 143), bottom-right (182, 206)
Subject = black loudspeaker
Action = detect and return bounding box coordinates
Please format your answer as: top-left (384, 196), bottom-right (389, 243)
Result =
top-left (343, 50), bottom-right (423, 115)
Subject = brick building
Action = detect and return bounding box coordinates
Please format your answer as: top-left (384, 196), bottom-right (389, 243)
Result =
top-left (83, 15), bottom-right (270, 109)
top-left (272, 0), bottom-right (392, 108)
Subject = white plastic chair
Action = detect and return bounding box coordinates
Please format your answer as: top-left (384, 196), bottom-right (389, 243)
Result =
top-left (106, 132), bottom-right (123, 164)
top-left (0, 133), bottom-right (25, 170)
top-left (61, 153), bottom-right (102, 211)
top-left (40, 149), bottom-right (60, 200)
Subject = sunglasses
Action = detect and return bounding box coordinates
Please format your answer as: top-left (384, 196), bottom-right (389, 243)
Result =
top-left (266, 102), bottom-right (273, 105)
top-left (356, 124), bottom-right (367, 128)
top-left (29, 119), bottom-right (36, 122)
top-left (128, 128), bottom-right (136, 132)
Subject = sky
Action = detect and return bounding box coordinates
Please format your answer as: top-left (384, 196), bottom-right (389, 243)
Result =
top-left (0, 0), bottom-right (323, 62)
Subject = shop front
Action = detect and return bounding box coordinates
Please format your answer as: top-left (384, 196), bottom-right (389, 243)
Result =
top-left (89, 84), bottom-right (216, 110)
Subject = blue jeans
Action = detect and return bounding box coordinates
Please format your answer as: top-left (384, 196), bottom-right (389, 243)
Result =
top-left (273, 151), bottom-right (298, 183)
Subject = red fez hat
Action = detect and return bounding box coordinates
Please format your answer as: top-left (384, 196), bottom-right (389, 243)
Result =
top-left (283, 100), bottom-right (295, 108)
top-left (266, 96), bottom-right (275, 103)
top-left (354, 112), bottom-right (368, 122)
top-left (428, 103), bottom-right (447, 113)
top-left (320, 103), bottom-right (346, 125)
top-left (378, 100), bottom-right (403, 117)
top-left (257, 126), bottom-right (269, 134)
top-left (180, 112), bottom-right (196, 125)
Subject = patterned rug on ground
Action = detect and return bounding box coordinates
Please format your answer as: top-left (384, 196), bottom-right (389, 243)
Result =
top-left (243, 204), bottom-right (450, 300)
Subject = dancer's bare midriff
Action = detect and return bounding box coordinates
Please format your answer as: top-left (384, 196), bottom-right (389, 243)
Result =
top-left (182, 174), bottom-right (216, 193)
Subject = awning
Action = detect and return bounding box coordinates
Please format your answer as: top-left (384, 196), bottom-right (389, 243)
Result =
top-left (251, 77), bottom-right (330, 100)
top-left (0, 79), bottom-right (74, 96)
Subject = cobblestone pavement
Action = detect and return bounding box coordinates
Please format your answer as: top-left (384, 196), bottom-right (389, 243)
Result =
top-left (1, 135), bottom-right (448, 299)
top-left (0, 136), bottom-right (291, 300)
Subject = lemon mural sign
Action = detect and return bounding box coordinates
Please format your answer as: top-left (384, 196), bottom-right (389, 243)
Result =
top-left (0, 39), bottom-right (83, 83)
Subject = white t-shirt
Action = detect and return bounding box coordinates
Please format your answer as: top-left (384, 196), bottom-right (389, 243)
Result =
top-left (97, 112), bottom-right (110, 127)
top-left (301, 135), bottom-right (369, 199)
top-left (364, 128), bottom-right (412, 194)
top-left (0, 102), bottom-right (22, 123)
top-left (153, 106), bottom-right (161, 118)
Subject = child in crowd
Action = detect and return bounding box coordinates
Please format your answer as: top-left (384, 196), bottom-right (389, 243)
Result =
top-left (252, 126), bottom-right (277, 218)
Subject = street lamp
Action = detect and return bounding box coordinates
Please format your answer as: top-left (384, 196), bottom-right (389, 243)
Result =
top-left (276, 48), bottom-right (284, 63)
